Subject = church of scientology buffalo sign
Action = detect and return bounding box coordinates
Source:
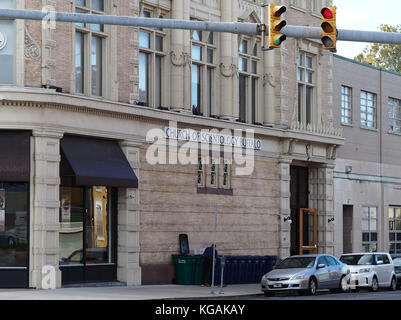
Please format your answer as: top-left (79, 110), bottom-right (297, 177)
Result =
top-left (164, 127), bottom-right (262, 151)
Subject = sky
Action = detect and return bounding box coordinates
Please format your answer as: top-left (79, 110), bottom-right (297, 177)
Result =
top-left (333, 0), bottom-right (401, 59)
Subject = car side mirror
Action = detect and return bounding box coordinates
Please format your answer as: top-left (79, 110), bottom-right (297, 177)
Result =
top-left (317, 264), bottom-right (326, 269)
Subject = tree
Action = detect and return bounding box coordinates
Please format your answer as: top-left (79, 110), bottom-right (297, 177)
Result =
top-left (354, 24), bottom-right (401, 73)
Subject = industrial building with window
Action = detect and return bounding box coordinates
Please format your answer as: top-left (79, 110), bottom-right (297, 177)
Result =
top-left (333, 54), bottom-right (401, 257)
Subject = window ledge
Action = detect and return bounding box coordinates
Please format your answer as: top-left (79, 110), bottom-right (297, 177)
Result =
top-left (290, 5), bottom-right (307, 14)
top-left (388, 131), bottom-right (401, 136)
top-left (197, 187), bottom-right (233, 196)
top-left (341, 122), bottom-right (353, 128)
top-left (360, 126), bottom-right (378, 132)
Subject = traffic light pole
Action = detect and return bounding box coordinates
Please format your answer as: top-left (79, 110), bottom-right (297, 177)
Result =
top-left (2, 8), bottom-right (401, 45)
top-left (0, 8), bottom-right (260, 35)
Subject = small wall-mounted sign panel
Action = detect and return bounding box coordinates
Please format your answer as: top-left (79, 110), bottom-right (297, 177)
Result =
top-left (0, 31), bottom-right (7, 51)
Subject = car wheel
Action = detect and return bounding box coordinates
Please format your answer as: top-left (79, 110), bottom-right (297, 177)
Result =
top-left (339, 275), bottom-right (349, 293)
top-left (370, 276), bottom-right (379, 292)
top-left (389, 277), bottom-right (397, 291)
top-left (330, 276), bottom-right (348, 293)
top-left (308, 278), bottom-right (317, 296)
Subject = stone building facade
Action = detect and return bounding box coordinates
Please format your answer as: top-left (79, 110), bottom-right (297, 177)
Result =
top-left (0, 0), bottom-right (342, 288)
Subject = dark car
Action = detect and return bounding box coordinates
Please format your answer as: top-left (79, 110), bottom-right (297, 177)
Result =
top-left (392, 257), bottom-right (401, 288)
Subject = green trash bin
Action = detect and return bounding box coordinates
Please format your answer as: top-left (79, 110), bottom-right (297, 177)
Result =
top-left (172, 255), bottom-right (194, 285)
top-left (192, 256), bottom-right (204, 285)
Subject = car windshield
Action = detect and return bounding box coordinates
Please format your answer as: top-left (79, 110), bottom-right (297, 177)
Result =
top-left (393, 258), bottom-right (401, 267)
top-left (340, 254), bottom-right (374, 265)
top-left (276, 257), bottom-right (316, 269)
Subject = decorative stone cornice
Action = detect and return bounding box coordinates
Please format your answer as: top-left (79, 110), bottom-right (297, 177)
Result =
top-left (0, 89), bottom-right (344, 146)
top-left (290, 120), bottom-right (343, 138)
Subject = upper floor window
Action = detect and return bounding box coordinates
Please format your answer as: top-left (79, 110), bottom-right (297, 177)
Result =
top-left (238, 38), bottom-right (260, 123)
top-left (191, 30), bottom-right (216, 116)
top-left (311, 0), bottom-right (321, 14)
top-left (360, 91), bottom-right (377, 129)
top-left (74, 0), bottom-right (106, 96)
top-left (341, 86), bottom-right (352, 125)
top-left (139, 10), bottom-right (166, 108)
top-left (291, 0), bottom-right (306, 9)
top-left (388, 97), bottom-right (401, 134)
top-left (297, 52), bottom-right (314, 124)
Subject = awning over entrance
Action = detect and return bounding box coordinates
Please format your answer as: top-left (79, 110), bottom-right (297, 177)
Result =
top-left (60, 135), bottom-right (138, 188)
top-left (0, 130), bottom-right (31, 182)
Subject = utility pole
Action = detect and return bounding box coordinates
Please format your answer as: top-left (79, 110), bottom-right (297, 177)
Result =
top-left (2, 8), bottom-right (401, 45)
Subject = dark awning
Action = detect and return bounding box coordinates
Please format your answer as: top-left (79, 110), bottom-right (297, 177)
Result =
top-left (0, 130), bottom-right (31, 182)
top-left (60, 135), bottom-right (138, 188)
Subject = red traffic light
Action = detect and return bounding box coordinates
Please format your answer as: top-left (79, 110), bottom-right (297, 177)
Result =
top-left (321, 8), bottom-right (333, 19)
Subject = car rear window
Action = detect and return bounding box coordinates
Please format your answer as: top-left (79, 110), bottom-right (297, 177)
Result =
top-left (340, 254), bottom-right (374, 265)
top-left (276, 257), bottom-right (316, 269)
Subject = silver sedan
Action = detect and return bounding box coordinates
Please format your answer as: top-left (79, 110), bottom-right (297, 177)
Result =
top-left (261, 254), bottom-right (350, 296)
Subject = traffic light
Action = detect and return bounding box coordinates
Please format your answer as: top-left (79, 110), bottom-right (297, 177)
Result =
top-left (268, 4), bottom-right (287, 49)
top-left (321, 6), bottom-right (337, 52)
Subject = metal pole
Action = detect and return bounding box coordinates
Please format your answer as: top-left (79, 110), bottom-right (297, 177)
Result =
top-left (337, 29), bottom-right (401, 44)
top-left (210, 205), bottom-right (217, 295)
top-left (3, 9), bottom-right (401, 44)
top-left (0, 8), bottom-right (260, 35)
top-left (283, 25), bottom-right (401, 45)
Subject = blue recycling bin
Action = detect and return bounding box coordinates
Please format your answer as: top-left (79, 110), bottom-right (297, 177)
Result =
top-left (265, 255), bottom-right (276, 274)
top-left (252, 256), bottom-right (261, 283)
top-left (229, 256), bottom-right (239, 284)
top-left (246, 256), bottom-right (254, 283)
top-left (212, 255), bottom-right (278, 285)
top-left (238, 258), bottom-right (247, 284)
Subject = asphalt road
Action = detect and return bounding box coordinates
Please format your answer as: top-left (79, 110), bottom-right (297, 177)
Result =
top-left (208, 289), bottom-right (401, 300)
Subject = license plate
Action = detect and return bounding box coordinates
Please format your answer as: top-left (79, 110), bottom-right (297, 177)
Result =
top-left (273, 283), bottom-right (282, 288)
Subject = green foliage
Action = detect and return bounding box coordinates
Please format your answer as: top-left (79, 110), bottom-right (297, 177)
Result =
top-left (354, 24), bottom-right (401, 73)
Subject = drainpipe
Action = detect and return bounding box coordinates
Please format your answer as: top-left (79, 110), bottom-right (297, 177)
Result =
top-left (379, 68), bottom-right (384, 252)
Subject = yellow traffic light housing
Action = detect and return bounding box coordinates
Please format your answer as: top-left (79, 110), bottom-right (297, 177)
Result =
top-left (321, 6), bottom-right (337, 52)
top-left (268, 4), bottom-right (287, 49)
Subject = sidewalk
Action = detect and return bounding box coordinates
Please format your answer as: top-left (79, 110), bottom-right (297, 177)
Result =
top-left (0, 283), bottom-right (262, 300)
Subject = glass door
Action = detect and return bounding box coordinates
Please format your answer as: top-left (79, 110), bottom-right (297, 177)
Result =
top-left (59, 186), bottom-right (116, 285)
top-left (299, 208), bottom-right (317, 255)
top-left (0, 183), bottom-right (29, 288)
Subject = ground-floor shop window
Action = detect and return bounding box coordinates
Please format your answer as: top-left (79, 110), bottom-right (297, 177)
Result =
top-left (59, 186), bottom-right (115, 266)
top-left (362, 206), bottom-right (378, 252)
top-left (389, 207), bottom-right (401, 254)
top-left (0, 183), bottom-right (28, 268)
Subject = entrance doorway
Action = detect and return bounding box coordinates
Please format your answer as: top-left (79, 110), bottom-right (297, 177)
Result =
top-left (59, 186), bottom-right (117, 285)
top-left (290, 166), bottom-right (318, 255)
top-left (290, 166), bottom-right (309, 255)
top-left (343, 205), bottom-right (353, 253)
